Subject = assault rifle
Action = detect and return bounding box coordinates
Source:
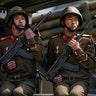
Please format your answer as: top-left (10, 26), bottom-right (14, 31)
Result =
top-left (0, 12), bottom-right (51, 65)
top-left (46, 21), bottom-right (92, 81)
top-left (30, 11), bottom-right (51, 32)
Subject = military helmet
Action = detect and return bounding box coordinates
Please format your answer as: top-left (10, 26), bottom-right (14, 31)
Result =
top-left (60, 6), bottom-right (83, 27)
top-left (5, 6), bottom-right (28, 27)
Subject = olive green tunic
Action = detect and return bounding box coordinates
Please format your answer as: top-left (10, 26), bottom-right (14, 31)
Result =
top-left (0, 34), bottom-right (44, 76)
top-left (46, 33), bottom-right (95, 80)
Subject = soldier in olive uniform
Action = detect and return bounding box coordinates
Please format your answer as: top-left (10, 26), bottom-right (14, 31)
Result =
top-left (0, 6), bottom-right (44, 96)
top-left (46, 6), bottom-right (95, 96)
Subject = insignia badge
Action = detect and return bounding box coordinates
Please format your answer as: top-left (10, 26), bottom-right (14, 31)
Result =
top-left (6, 47), bottom-right (9, 51)
top-left (67, 7), bottom-right (73, 11)
top-left (18, 6), bottom-right (22, 11)
top-left (56, 46), bottom-right (59, 54)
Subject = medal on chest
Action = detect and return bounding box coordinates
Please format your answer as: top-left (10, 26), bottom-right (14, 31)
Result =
top-left (55, 45), bottom-right (60, 54)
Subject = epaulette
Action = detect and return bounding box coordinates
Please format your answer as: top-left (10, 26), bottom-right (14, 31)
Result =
top-left (0, 35), bottom-right (11, 41)
top-left (82, 34), bottom-right (92, 38)
top-left (49, 34), bottom-right (61, 39)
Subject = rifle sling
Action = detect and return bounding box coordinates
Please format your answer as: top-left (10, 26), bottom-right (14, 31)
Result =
top-left (57, 51), bottom-right (79, 72)
top-left (16, 49), bottom-right (33, 60)
top-left (47, 50), bottom-right (79, 80)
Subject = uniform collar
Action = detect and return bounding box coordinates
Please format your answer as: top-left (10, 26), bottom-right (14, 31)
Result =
top-left (11, 35), bottom-right (16, 42)
top-left (62, 32), bottom-right (77, 41)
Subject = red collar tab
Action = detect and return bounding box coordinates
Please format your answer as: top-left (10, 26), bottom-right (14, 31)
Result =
top-left (11, 35), bottom-right (15, 42)
top-left (72, 35), bottom-right (76, 40)
top-left (63, 35), bottom-right (67, 41)
top-left (35, 34), bottom-right (40, 37)
top-left (62, 34), bottom-right (76, 41)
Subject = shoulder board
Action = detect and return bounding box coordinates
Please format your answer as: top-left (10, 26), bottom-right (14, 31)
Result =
top-left (82, 34), bottom-right (92, 38)
top-left (49, 34), bottom-right (61, 39)
top-left (0, 35), bottom-right (11, 41)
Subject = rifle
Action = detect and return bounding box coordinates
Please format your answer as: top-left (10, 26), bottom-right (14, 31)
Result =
top-left (32, 12), bottom-right (51, 32)
top-left (46, 21), bottom-right (92, 81)
top-left (0, 12), bottom-right (51, 65)
top-left (28, 11), bottom-right (51, 36)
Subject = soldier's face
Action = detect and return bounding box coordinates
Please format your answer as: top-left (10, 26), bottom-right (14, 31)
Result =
top-left (13, 14), bottom-right (26, 27)
top-left (64, 14), bottom-right (79, 29)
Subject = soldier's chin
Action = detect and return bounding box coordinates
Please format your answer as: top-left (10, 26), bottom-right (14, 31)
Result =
top-left (16, 26), bottom-right (25, 30)
top-left (68, 27), bottom-right (77, 32)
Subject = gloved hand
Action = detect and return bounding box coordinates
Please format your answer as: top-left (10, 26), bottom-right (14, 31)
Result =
top-left (25, 28), bottom-right (35, 39)
top-left (7, 61), bottom-right (16, 70)
top-left (53, 75), bottom-right (62, 83)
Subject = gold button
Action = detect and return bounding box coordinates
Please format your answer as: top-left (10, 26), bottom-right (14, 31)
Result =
top-left (27, 48), bottom-right (29, 51)
top-left (6, 47), bottom-right (9, 51)
top-left (16, 38), bottom-right (18, 40)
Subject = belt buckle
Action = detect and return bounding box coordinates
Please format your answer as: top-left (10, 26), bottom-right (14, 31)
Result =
top-left (14, 75), bottom-right (20, 80)
top-left (69, 77), bottom-right (74, 81)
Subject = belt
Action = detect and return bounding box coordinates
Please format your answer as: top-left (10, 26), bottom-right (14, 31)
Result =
top-left (62, 77), bottom-right (83, 81)
top-left (8, 74), bottom-right (36, 80)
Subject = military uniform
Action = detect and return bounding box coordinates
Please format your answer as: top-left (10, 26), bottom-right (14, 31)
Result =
top-left (0, 33), bottom-right (44, 96)
top-left (46, 33), bottom-right (95, 96)
top-left (46, 6), bottom-right (95, 96)
top-left (0, 5), bottom-right (45, 96)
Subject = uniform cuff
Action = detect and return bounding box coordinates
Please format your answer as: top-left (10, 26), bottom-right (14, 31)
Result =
top-left (74, 48), bottom-right (88, 62)
top-left (27, 38), bottom-right (37, 46)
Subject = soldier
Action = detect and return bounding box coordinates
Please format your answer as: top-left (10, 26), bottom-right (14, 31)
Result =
top-left (46, 6), bottom-right (95, 96)
top-left (0, 6), bottom-right (44, 96)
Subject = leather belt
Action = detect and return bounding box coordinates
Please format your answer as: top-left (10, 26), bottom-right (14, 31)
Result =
top-left (62, 77), bottom-right (83, 81)
top-left (8, 74), bottom-right (36, 80)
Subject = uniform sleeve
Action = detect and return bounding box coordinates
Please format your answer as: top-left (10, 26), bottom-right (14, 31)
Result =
top-left (73, 38), bottom-right (95, 70)
top-left (26, 36), bottom-right (44, 62)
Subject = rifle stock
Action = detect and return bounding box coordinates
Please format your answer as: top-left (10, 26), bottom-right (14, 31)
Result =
top-left (46, 21), bottom-right (92, 81)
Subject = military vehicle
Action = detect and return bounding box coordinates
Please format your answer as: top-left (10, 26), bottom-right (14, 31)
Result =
top-left (0, 0), bottom-right (96, 96)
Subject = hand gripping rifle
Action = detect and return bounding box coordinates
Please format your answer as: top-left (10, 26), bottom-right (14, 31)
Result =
top-left (0, 12), bottom-right (51, 65)
top-left (46, 21), bottom-right (92, 81)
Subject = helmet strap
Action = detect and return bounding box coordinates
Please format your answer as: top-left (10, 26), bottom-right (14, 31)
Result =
top-left (12, 20), bottom-right (26, 31)
top-left (64, 22), bottom-right (77, 32)
top-left (66, 26), bottom-right (77, 32)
